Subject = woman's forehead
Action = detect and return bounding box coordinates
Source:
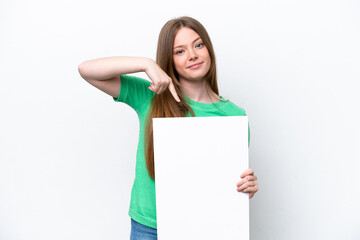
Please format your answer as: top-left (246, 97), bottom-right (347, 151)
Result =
top-left (173, 27), bottom-right (201, 47)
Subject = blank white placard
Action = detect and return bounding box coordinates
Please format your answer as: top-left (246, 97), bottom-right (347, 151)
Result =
top-left (153, 116), bottom-right (249, 240)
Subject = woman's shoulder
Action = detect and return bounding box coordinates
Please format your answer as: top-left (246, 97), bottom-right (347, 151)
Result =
top-left (114, 74), bottom-right (155, 111)
top-left (221, 97), bottom-right (247, 116)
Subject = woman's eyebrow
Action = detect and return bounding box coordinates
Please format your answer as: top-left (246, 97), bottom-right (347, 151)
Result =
top-left (174, 37), bottom-right (201, 49)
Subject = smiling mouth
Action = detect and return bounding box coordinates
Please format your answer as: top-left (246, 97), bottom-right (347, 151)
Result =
top-left (187, 62), bottom-right (203, 68)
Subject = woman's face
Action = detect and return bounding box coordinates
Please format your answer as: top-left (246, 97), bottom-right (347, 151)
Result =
top-left (172, 27), bottom-right (211, 83)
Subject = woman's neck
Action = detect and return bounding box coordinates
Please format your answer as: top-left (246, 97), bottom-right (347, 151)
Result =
top-left (179, 78), bottom-right (220, 103)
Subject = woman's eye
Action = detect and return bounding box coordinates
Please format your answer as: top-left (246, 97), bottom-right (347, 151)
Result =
top-left (175, 43), bottom-right (203, 54)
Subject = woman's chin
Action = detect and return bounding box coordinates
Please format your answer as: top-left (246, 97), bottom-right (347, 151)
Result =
top-left (183, 72), bottom-right (208, 81)
top-left (182, 76), bottom-right (205, 82)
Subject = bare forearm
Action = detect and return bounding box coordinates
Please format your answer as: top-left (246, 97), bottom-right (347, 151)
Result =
top-left (78, 56), bottom-right (153, 80)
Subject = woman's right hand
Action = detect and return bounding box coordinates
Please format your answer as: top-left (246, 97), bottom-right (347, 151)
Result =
top-left (144, 59), bottom-right (181, 102)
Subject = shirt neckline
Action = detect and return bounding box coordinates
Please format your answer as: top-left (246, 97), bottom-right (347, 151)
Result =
top-left (181, 93), bottom-right (227, 109)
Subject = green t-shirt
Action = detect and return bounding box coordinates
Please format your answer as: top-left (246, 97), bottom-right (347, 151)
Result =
top-left (113, 74), bottom-right (249, 229)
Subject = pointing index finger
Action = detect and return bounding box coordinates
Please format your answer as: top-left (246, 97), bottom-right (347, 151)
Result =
top-left (168, 81), bottom-right (181, 102)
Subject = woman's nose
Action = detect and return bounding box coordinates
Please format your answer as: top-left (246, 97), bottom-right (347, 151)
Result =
top-left (188, 49), bottom-right (198, 60)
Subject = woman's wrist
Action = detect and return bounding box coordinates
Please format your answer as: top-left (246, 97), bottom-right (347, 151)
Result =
top-left (143, 58), bottom-right (156, 73)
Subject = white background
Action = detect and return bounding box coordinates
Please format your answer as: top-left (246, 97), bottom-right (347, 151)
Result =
top-left (0, 0), bottom-right (359, 239)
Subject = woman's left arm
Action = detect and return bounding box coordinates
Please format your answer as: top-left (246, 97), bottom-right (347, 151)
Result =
top-left (236, 168), bottom-right (258, 199)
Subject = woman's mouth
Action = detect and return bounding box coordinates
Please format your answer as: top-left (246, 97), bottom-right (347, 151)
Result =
top-left (187, 62), bottom-right (203, 69)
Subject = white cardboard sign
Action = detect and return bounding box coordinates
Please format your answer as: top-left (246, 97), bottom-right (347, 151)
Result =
top-left (153, 116), bottom-right (249, 240)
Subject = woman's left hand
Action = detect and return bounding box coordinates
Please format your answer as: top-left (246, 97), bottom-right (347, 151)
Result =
top-left (236, 168), bottom-right (258, 199)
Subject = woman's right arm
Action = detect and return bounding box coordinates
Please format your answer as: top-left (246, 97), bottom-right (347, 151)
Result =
top-left (78, 56), bottom-right (180, 102)
top-left (77, 56), bottom-right (152, 98)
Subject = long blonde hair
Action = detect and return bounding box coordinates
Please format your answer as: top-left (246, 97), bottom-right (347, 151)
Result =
top-left (144, 16), bottom-right (222, 180)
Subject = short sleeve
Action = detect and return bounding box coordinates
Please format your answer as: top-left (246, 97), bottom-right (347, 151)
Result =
top-left (113, 74), bottom-right (155, 111)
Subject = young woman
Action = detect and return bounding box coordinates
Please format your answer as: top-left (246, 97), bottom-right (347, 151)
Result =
top-left (78, 16), bottom-right (258, 240)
